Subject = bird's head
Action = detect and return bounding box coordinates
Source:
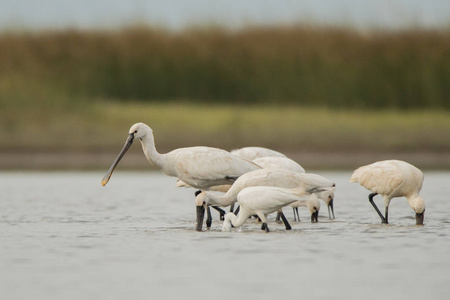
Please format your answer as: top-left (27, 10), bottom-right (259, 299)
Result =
top-left (410, 195), bottom-right (425, 225)
top-left (194, 191), bottom-right (211, 232)
top-left (101, 122), bottom-right (151, 186)
top-left (195, 191), bottom-right (209, 207)
top-left (307, 194), bottom-right (321, 223)
top-left (129, 122), bottom-right (152, 140)
top-left (317, 189), bottom-right (335, 219)
top-left (222, 213), bottom-right (237, 232)
top-left (326, 191), bottom-right (335, 220)
top-left (195, 190), bottom-right (224, 207)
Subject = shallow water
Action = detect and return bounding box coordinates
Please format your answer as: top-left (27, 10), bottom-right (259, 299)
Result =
top-left (1, 171), bottom-right (449, 300)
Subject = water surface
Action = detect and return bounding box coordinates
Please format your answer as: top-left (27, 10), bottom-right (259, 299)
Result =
top-left (1, 171), bottom-right (449, 300)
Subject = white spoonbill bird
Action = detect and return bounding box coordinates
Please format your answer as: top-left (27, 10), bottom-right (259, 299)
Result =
top-left (277, 193), bottom-right (321, 222)
top-left (316, 189), bottom-right (335, 220)
top-left (252, 156), bottom-right (335, 219)
top-left (231, 147), bottom-right (286, 161)
top-left (177, 156), bottom-right (304, 193)
top-left (222, 185), bottom-right (322, 232)
top-left (196, 169), bottom-right (335, 230)
top-left (101, 123), bottom-right (261, 226)
top-left (252, 156), bottom-right (305, 173)
top-left (288, 193), bottom-right (321, 222)
top-left (350, 160), bottom-right (425, 225)
top-left (179, 156), bottom-right (308, 223)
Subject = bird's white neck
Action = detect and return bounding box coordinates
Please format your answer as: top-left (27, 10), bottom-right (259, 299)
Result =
top-left (207, 192), bottom-right (235, 207)
top-left (139, 131), bottom-right (165, 170)
top-left (223, 211), bottom-right (251, 230)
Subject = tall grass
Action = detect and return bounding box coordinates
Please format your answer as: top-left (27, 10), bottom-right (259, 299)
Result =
top-left (1, 25), bottom-right (449, 109)
top-left (1, 100), bottom-right (449, 154)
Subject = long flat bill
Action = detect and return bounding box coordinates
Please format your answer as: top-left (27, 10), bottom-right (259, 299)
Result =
top-left (101, 134), bottom-right (134, 186)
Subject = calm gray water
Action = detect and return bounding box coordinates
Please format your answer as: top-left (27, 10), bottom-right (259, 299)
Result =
top-left (1, 171), bottom-right (449, 300)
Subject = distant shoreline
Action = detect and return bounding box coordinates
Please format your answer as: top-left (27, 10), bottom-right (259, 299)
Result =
top-left (1, 150), bottom-right (449, 171)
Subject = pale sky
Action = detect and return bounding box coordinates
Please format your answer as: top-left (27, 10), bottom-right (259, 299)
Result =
top-left (1, 0), bottom-right (449, 30)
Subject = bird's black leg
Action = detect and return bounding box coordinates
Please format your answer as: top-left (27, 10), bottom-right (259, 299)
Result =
top-left (385, 206), bottom-right (389, 224)
top-left (206, 206), bottom-right (212, 229)
top-left (368, 193), bottom-right (387, 224)
top-left (294, 207), bottom-right (300, 222)
top-left (279, 211), bottom-right (292, 230)
top-left (234, 205), bottom-right (240, 215)
top-left (212, 206), bottom-right (226, 221)
top-left (230, 203), bottom-right (235, 213)
top-left (275, 211), bottom-right (281, 222)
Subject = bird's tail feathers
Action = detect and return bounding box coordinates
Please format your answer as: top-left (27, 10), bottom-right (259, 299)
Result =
top-left (176, 179), bottom-right (192, 188)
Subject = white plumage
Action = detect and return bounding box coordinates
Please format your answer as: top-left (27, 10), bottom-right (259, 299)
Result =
top-left (252, 156), bottom-right (305, 173)
top-left (179, 154), bottom-right (308, 220)
top-left (222, 186), bottom-right (321, 232)
top-left (350, 159), bottom-right (425, 225)
top-left (102, 123), bottom-right (260, 189)
top-left (196, 169), bottom-right (335, 230)
top-left (231, 147), bottom-right (286, 161)
top-left (181, 156), bottom-right (304, 195)
top-left (289, 193), bottom-right (321, 222)
top-left (196, 169), bottom-right (334, 208)
top-left (251, 156), bottom-right (336, 220)
top-left (176, 147), bottom-right (290, 191)
top-left (101, 123), bottom-right (263, 231)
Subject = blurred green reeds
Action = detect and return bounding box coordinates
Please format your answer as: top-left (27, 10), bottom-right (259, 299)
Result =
top-left (1, 25), bottom-right (450, 109)
top-left (1, 25), bottom-right (450, 168)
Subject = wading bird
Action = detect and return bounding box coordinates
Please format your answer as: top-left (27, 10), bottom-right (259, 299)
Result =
top-left (222, 185), bottom-right (322, 232)
top-left (276, 188), bottom-right (335, 221)
top-left (196, 169), bottom-right (335, 230)
top-left (317, 189), bottom-right (335, 220)
top-left (289, 193), bottom-right (321, 223)
top-left (276, 193), bottom-right (321, 222)
top-left (180, 156), bottom-right (311, 224)
top-left (350, 160), bottom-right (425, 225)
top-left (101, 123), bottom-right (261, 228)
top-left (178, 156), bottom-right (305, 226)
top-left (252, 156), bottom-right (335, 220)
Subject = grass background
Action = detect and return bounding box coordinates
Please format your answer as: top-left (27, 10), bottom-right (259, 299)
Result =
top-left (1, 25), bottom-right (449, 169)
top-left (1, 99), bottom-right (449, 170)
top-left (1, 25), bottom-right (450, 109)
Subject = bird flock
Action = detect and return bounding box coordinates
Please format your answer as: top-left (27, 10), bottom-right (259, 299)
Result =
top-left (102, 122), bottom-right (426, 232)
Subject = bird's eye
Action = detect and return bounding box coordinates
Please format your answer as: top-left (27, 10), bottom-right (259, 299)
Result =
top-left (134, 130), bottom-right (137, 133)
